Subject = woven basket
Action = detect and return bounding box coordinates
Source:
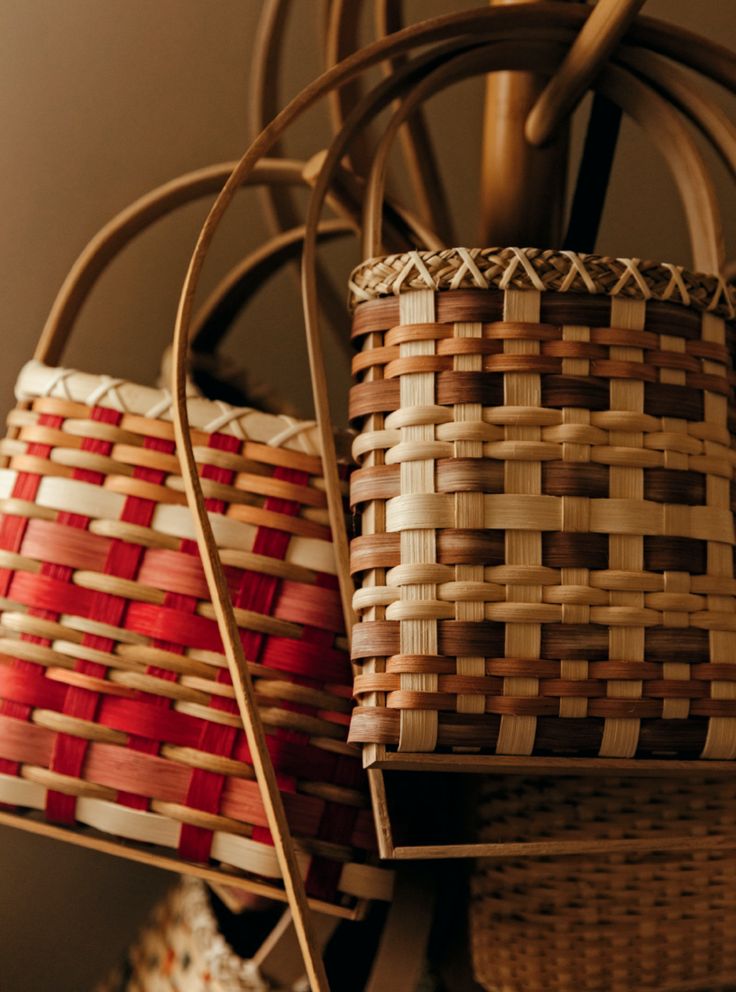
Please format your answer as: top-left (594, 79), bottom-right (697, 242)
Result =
top-left (0, 165), bottom-right (392, 917)
top-left (335, 38), bottom-right (736, 767)
top-left (471, 776), bottom-right (736, 992)
top-left (347, 246), bottom-right (736, 762)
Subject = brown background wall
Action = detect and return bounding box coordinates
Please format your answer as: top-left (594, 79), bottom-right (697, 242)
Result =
top-left (0, 2), bottom-right (735, 989)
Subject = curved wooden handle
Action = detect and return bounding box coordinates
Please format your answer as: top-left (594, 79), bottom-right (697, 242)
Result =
top-left (373, 0), bottom-right (454, 247)
top-left (363, 43), bottom-right (725, 273)
top-left (617, 47), bottom-right (736, 179)
top-left (191, 218), bottom-right (352, 354)
top-left (308, 39), bottom-right (480, 631)
top-left (169, 9), bottom-right (736, 984)
top-left (35, 159), bottom-right (310, 367)
top-left (325, 0), bottom-right (374, 180)
top-left (171, 201), bottom-right (337, 989)
top-left (526, 0), bottom-right (647, 147)
top-left (251, 0), bottom-right (351, 351)
top-left (171, 370), bottom-right (332, 990)
top-left (325, 0), bottom-right (454, 247)
top-left (301, 33), bottom-right (734, 637)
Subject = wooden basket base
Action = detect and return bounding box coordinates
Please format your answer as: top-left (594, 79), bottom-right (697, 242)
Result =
top-left (366, 756), bottom-right (736, 861)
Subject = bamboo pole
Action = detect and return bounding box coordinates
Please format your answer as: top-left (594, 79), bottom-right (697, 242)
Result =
top-left (479, 0), bottom-right (576, 247)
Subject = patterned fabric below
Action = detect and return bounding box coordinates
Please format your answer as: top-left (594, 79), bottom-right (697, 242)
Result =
top-left (92, 877), bottom-right (301, 992)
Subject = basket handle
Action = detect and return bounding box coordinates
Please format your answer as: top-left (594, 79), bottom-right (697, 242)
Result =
top-left (299, 36), bottom-right (733, 634)
top-left (34, 159), bottom-right (329, 367)
top-left (526, 0), bottom-right (647, 147)
top-left (170, 9), bottom-right (736, 984)
top-left (34, 153), bottom-right (431, 371)
top-left (362, 44), bottom-right (726, 271)
top-left (190, 217), bottom-right (352, 356)
top-left (325, 0), bottom-right (453, 246)
top-left (172, 276), bottom-right (333, 992)
top-left (251, 1), bottom-right (354, 347)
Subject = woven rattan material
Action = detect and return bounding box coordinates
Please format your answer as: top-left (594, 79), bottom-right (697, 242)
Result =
top-left (348, 249), bottom-right (736, 759)
top-left (93, 876), bottom-right (292, 992)
top-left (0, 361), bottom-right (392, 910)
top-left (348, 247), bottom-right (736, 318)
top-left (471, 777), bottom-right (736, 992)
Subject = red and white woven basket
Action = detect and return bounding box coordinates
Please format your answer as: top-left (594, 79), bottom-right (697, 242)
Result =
top-left (0, 355), bottom-right (390, 913)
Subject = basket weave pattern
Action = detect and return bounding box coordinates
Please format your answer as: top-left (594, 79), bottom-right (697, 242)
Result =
top-left (347, 249), bottom-right (736, 759)
top-left (348, 248), bottom-right (736, 317)
top-left (471, 778), bottom-right (736, 992)
top-left (0, 361), bottom-right (390, 909)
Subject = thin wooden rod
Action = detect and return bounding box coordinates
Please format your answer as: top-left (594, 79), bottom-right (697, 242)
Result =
top-left (250, 0), bottom-right (349, 353)
top-left (374, 0), bottom-right (455, 246)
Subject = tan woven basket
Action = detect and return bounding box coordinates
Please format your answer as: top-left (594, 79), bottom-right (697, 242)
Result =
top-left (471, 776), bottom-right (736, 992)
top-left (347, 246), bottom-right (736, 763)
top-left (0, 163), bottom-right (393, 921)
top-left (337, 40), bottom-right (736, 770)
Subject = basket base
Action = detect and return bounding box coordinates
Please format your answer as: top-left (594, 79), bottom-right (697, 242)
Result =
top-left (365, 745), bottom-right (736, 776)
top-left (365, 753), bottom-right (736, 861)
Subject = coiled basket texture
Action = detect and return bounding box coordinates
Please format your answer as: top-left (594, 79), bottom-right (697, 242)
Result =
top-left (471, 775), bottom-right (736, 992)
top-left (0, 359), bottom-right (391, 913)
top-left (94, 875), bottom-right (297, 992)
top-left (347, 247), bottom-right (736, 761)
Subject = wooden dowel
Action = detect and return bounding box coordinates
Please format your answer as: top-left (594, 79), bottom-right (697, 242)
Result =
top-left (479, 0), bottom-right (572, 248)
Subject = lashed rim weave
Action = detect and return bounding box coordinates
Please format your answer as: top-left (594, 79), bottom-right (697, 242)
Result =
top-left (348, 247), bottom-right (736, 319)
top-left (14, 360), bottom-right (353, 458)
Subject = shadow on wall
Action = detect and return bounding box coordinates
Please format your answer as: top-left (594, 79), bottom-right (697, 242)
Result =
top-left (0, 825), bottom-right (171, 992)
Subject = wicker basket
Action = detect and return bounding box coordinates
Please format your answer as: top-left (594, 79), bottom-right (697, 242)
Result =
top-left (471, 776), bottom-right (736, 992)
top-left (283, 41), bottom-right (736, 784)
top-left (346, 247), bottom-right (736, 764)
top-left (0, 166), bottom-right (392, 918)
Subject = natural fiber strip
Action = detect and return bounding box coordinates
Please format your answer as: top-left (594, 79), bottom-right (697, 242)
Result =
top-left (496, 289), bottom-right (543, 755)
top-left (598, 298), bottom-right (647, 757)
top-left (397, 289), bottom-right (439, 752)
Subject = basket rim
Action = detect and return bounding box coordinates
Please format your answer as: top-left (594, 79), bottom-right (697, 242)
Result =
top-left (15, 359), bottom-right (353, 459)
top-left (348, 247), bottom-right (736, 320)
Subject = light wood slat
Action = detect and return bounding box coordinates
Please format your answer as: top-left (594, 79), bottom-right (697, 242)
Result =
top-left (497, 289), bottom-right (543, 756)
top-left (398, 289), bottom-right (439, 752)
top-left (599, 297), bottom-right (646, 758)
